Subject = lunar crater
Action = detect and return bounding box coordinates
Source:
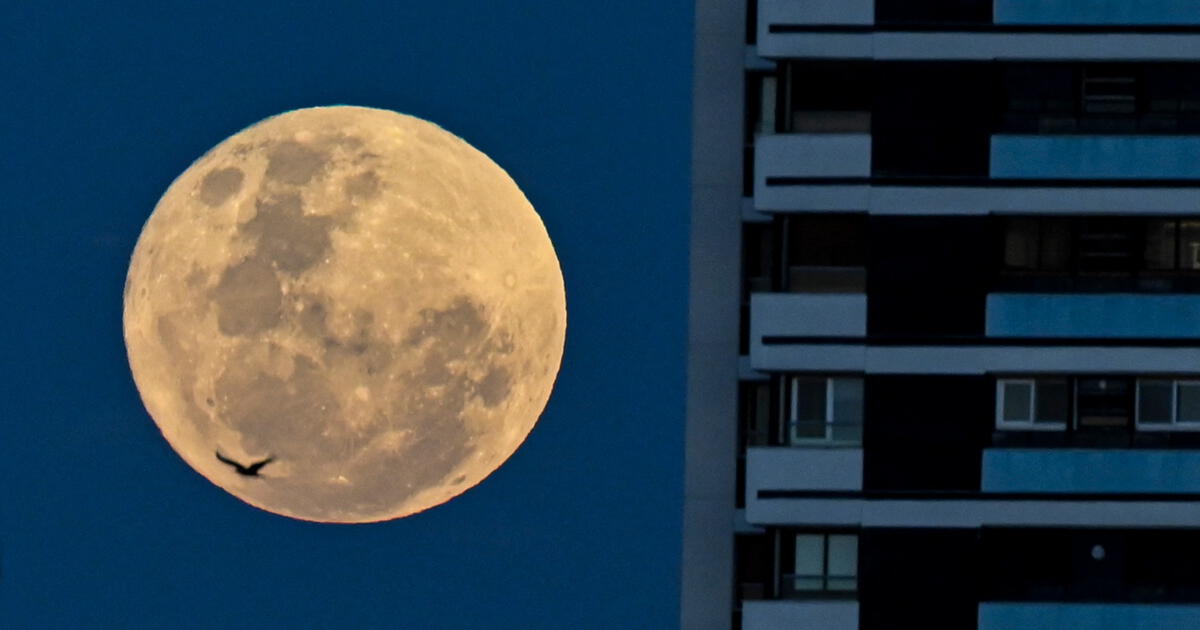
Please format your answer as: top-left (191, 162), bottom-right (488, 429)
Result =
top-left (244, 194), bottom-right (334, 275)
top-left (212, 255), bottom-right (283, 336)
top-left (265, 140), bottom-right (327, 185)
top-left (198, 167), bottom-right (244, 207)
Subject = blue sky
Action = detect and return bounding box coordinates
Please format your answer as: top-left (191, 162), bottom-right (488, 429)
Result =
top-left (0, 2), bottom-right (692, 627)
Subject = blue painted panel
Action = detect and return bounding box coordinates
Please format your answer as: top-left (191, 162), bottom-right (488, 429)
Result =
top-left (996, 0), bottom-right (1200, 25)
top-left (991, 135), bottom-right (1200, 180)
top-left (983, 449), bottom-right (1200, 493)
top-left (980, 603), bottom-right (1200, 630)
top-left (987, 294), bottom-right (1200, 338)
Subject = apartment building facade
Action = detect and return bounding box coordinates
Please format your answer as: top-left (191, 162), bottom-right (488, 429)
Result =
top-left (685, 1), bottom-right (1200, 629)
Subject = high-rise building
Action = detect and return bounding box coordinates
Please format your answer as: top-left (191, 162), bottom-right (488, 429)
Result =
top-left (684, 2), bottom-right (1200, 629)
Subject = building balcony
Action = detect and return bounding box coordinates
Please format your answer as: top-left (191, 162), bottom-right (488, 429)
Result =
top-left (753, 134), bottom-right (871, 210)
top-left (979, 603), bottom-right (1200, 630)
top-left (749, 292), bottom-right (866, 371)
top-left (996, 0), bottom-right (1200, 25)
top-left (986, 293), bottom-right (1200, 338)
top-left (991, 135), bottom-right (1200, 180)
top-left (753, 132), bottom-right (1200, 214)
top-left (983, 449), bottom-right (1200, 493)
top-left (745, 447), bottom-right (864, 526)
top-left (757, 0), bottom-right (1200, 60)
top-left (742, 600), bottom-right (858, 630)
top-left (746, 447), bottom-right (864, 494)
top-left (749, 447), bottom-right (1200, 526)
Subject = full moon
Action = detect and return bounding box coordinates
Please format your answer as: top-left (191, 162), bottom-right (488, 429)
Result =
top-left (123, 106), bottom-right (565, 523)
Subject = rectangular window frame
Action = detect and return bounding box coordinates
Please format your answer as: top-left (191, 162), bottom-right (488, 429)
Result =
top-left (1135, 378), bottom-right (1200, 432)
top-left (787, 375), bottom-right (863, 446)
top-left (781, 531), bottom-right (859, 597)
top-left (996, 377), bottom-right (1069, 431)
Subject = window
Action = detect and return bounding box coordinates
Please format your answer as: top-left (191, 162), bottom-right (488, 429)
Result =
top-left (1000, 63), bottom-right (1200, 134)
top-left (1137, 379), bottom-right (1200, 429)
top-left (997, 216), bottom-right (1200, 292)
top-left (1082, 67), bottom-right (1137, 116)
top-left (783, 214), bottom-right (867, 293)
top-left (997, 378), bottom-right (1069, 429)
top-left (997, 375), bottom-right (1200, 440)
top-left (788, 376), bottom-right (862, 445)
top-left (782, 61), bottom-right (871, 133)
top-left (1076, 219), bottom-right (1138, 273)
top-left (1076, 377), bottom-right (1133, 431)
top-left (735, 532), bottom-right (772, 602)
top-left (782, 533), bottom-right (858, 597)
top-left (1154, 219), bottom-right (1200, 271)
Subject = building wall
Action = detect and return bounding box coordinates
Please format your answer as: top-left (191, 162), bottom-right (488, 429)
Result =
top-left (720, 2), bottom-right (1200, 630)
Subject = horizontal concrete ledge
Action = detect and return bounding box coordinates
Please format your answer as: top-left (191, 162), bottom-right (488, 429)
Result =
top-left (762, 336), bottom-right (1200, 347)
top-left (764, 177), bottom-right (1200, 188)
top-left (753, 183), bottom-right (1200, 214)
top-left (743, 600), bottom-right (858, 630)
top-left (757, 31), bottom-right (1200, 60)
top-left (758, 490), bottom-right (1200, 502)
top-left (746, 497), bottom-right (1200, 527)
top-left (980, 603), bottom-right (1200, 630)
top-left (769, 25), bottom-right (1200, 34)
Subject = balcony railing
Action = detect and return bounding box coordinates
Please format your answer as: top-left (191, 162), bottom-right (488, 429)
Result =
top-left (787, 421), bottom-right (863, 446)
top-left (779, 573), bottom-right (858, 598)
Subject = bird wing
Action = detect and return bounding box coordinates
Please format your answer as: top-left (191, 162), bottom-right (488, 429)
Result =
top-left (215, 450), bottom-right (241, 468)
top-left (247, 457), bottom-right (275, 473)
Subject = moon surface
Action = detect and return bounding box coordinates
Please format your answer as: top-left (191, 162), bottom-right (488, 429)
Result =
top-left (123, 106), bottom-right (565, 523)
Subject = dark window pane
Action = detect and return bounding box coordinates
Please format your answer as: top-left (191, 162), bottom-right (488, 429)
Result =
top-left (1035, 379), bottom-right (1069, 424)
top-left (787, 61), bottom-right (872, 133)
top-left (1139, 380), bottom-right (1173, 424)
top-left (791, 377), bottom-right (827, 440)
top-left (1077, 219), bottom-right (1137, 273)
top-left (1145, 220), bottom-right (1178, 270)
top-left (788, 215), bottom-right (867, 268)
top-left (1178, 383), bottom-right (1200, 423)
top-left (1005, 218), bottom-right (1038, 269)
top-left (1002, 382), bottom-right (1032, 423)
top-left (1181, 221), bottom-right (1200, 270)
top-left (1040, 219), bottom-right (1071, 271)
top-left (1077, 378), bottom-right (1132, 429)
top-left (831, 378), bottom-right (863, 443)
top-left (793, 534), bottom-right (825, 591)
top-left (826, 535), bottom-right (857, 591)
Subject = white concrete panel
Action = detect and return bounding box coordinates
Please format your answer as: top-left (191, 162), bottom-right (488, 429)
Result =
top-left (758, 184), bottom-right (1200, 215)
top-left (995, 0), bottom-right (1200, 25)
top-left (868, 186), bottom-right (1200, 215)
top-left (878, 32), bottom-right (1200, 60)
top-left (747, 497), bottom-right (866, 525)
top-left (743, 600), bottom-right (859, 630)
top-left (756, 134), bottom-right (872, 181)
top-left (759, 0), bottom-right (873, 26)
top-left (750, 293), bottom-right (867, 339)
top-left (749, 498), bottom-right (1200, 527)
top-left (980, 603), bottom-right (1200, 630)
top-left (755, 184), bottom-right (871, 212)
top-left (752, 344), bottom-right (1200, 374)
top-left (760, 32), bottom-right (1200, 60)
top-left (758, 32), bottom-right (874, 59)
top-left (752, 343), bottom-right (867, 372)
top-left (747, 447), bottom-right (864, 493)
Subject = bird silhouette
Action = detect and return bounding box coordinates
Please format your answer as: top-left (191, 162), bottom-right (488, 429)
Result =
top-left (215, 450), bottom-right (274, 477)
